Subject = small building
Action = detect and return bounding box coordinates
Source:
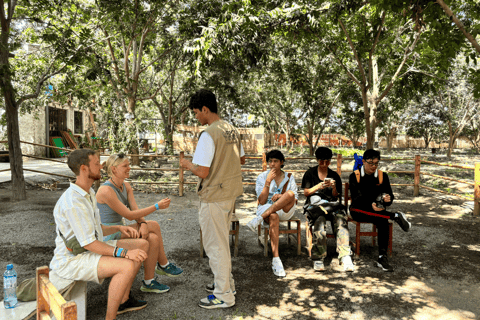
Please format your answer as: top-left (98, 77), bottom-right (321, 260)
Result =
top-left (17, 102), bottom-right (94, 157)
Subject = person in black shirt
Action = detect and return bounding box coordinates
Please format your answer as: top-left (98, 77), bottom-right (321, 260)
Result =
top-left (349, 149), bottom-right (411, 272)
top-left (302, 147), bottom-right (354, 272)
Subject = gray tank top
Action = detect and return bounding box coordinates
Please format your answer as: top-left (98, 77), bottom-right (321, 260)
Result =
top-left (98, 180), bottom-right (128, 224)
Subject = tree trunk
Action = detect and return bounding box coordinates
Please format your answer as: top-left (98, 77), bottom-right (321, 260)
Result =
top-left (0, 25), bottom-right (26, 200)
top-left (306, 120), bottom-right (314, 156)
top-left (127, 97), bottom-right (140, 165)
top-left (4, 90), bottom-right (26, 200)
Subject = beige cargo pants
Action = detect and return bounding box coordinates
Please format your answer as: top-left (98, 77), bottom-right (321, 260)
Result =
top-left (199, 198), bottom-right (236, 306)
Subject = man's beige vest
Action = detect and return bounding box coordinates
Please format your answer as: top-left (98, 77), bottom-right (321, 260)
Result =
top-left (196, 120), bottom-right (243, 203)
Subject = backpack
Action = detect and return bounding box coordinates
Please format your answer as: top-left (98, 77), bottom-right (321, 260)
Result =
top-left (354, 167), bottom-right (383, 185)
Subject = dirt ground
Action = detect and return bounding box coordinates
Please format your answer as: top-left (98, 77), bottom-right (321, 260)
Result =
top-left (0, 149), bottom-right (479, 320)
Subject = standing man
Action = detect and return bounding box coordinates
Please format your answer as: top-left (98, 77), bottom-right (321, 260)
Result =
top-left (349, 149), bottom-right (411, 272)
top-left (50, 149), bottom-right (149, 320)
top-left (180, 89), bottom-right (245, 309)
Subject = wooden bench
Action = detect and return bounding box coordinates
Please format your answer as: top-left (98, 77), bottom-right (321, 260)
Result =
top-left (200, 207), bottom-right (240, 257)
top-left (257, 216), bottom-right (302, 257)
top-left (36, 266), bottom-right (77, 320)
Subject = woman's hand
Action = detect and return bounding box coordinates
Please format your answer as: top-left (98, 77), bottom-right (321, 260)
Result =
top-left (157, 198), bottom-right (171, 209)
top-left (138, 222), bottom-right (149, 239)
top-left (119, 226), bottom-right (139, 238)
top-left (125, 249), bottom-right (147, 262)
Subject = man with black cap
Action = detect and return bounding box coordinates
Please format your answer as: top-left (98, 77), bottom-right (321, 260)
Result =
top-left (301, 147), bottom-right (354, 272)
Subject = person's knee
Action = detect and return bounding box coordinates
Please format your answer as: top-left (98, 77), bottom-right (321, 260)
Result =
top-left (269, 213), bottom-right (279, 226)
top-left (284, 190), bottom-right (295, 202)
top-left (149, 220), bottom-right (161, 233)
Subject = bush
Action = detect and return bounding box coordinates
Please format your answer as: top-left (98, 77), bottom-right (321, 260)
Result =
top-left (331, 148), bottom-right (364, 157)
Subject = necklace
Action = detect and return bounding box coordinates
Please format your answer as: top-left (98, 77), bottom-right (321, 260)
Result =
top-left (110, 178), bottom-right (122, 191)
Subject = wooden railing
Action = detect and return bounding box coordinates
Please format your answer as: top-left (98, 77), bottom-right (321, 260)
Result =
top-left (1, 140), bottom-right (478, 215)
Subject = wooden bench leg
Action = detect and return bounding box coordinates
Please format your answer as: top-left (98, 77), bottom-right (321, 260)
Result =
top-left (372, 224), bottom-right (376, 246)
top-left (287, 221), bottom-right (291, 246)
top-left (264, 227), bottom-right (269, 257)
top-left (233, 221), bottom-right (239, 257)
top-left (388, 223), bottom-right (393, 257)
top-left (296, 220), bottom-right (301, 256)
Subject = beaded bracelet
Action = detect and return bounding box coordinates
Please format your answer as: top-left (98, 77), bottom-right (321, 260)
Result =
top-left (116, 248), bottom-right (124, 258)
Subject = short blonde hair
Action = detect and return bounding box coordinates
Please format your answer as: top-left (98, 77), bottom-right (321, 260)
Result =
top-left (103, 153), bottom-right (129, 177)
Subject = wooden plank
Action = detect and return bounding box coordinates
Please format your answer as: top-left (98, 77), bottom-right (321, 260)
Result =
top-left (39, 274), bottom-right (69, 320)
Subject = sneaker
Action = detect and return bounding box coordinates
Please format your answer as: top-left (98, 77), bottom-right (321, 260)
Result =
top-left (272, 259), bottom-right (286, 277)
top-left (313, 260), bottom-right (325, 271)
top-left (246, 215), bottom-right (263, 233)
top-left (395, 212), bottom-right (411, 232)
top-left (341, 255), bottom-right (355, 272)
top-left (198, 295), bottom-right (234, 309)
top-left (140, 279), bottom-right (170, 293)
top-left (376, 255), bottom-right (394, 272)
top-left (155, 262), bottom-right (183, 277)
top-left (117, 294), bottom-right (147, 315)
top-left (205, 283), bottom-right (236, 295)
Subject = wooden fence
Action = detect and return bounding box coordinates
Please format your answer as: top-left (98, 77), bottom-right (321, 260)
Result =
top-left (1, 140), bottom-right (479, 215)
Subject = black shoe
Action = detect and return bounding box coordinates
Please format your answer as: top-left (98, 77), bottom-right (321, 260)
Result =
top-left (376, 255), bottom-right (394, 272)
top-left (395, 212), bottom-right (411, 232)
top-left (117, 294), bottom-right (148, 315)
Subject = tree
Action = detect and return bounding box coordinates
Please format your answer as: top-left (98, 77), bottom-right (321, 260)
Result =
top-left (463, 118), bottom-right (480, 151)
top-left (406, 103), bottom-right (444, 149)
top-left (1, 0), bottom-right (93, 200)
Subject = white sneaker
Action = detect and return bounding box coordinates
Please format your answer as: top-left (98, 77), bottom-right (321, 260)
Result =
top-left (313, 260), bottom-right (325, 271)
top-left (272, 259), bottom-right (286, 277)
top-left (341, 255), bottom-right (355, 272)
top-left (246, 215), bottom-right (263, 233)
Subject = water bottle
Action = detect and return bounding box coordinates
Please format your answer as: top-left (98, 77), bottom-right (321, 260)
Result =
top-left (3, 264), bottom-right (18, 309)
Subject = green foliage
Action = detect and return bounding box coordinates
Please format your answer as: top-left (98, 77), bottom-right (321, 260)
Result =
top-left (330, 148), bottom-right (364, 157)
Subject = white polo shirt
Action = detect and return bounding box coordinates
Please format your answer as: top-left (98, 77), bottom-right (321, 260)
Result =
top-left (50, 183), bottom-right (104, 271)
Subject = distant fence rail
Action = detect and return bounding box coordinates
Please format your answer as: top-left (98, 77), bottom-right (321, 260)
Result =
top-left (1, 140), bottom-right (479, 215)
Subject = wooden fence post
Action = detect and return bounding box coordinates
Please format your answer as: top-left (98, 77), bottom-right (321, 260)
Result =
top-left (336, 154), bottom-right (342, 176)
top-left (474, 162), bottom-right (479, 216)
top-left (179, 151), bottom-right (184, 197)
top-left (262, 152), bottom-right (267, 171)
top-left (414, 155), bottom-right (420, 196)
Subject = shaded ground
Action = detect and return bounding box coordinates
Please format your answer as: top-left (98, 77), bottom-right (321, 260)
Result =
top-left (0, 149), bottom-right (479, 319)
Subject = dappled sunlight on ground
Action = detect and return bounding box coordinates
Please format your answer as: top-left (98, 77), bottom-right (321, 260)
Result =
top-left (248, 272), bottom-right (476, 320)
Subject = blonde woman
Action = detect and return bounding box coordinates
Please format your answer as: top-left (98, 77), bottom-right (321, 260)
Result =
top-left (96, 153), bottom-right (183, 294)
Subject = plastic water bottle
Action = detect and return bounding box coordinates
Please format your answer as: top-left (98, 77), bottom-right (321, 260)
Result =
top-left (3, 264), bottom-right (18, 309)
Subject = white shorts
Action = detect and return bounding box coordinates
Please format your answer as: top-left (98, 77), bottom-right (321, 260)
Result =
top-left (54, 240), bottom-right (117, 284)
top-left (256, 202), bottom-right (296, 221)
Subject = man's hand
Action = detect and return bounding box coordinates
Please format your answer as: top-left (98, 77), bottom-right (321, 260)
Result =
top-left (180, 158), bottom-right (192, 171)
top-left (157, 198), bottom-right (171, 209)
top-left (383, 194), bottom-right (391, 202)
top-left (266, 169), bottom-right (277, 185)
top-left (119, 226), bottom-right (139, 238)
top-left (125, 248), bottom-right (148, 262)
top-left (271, 194), bottom-right (282, 202)
top-left (138, 223), bottom-right (149, 239)
top-left (372, 203), bottom-right (385, 211)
